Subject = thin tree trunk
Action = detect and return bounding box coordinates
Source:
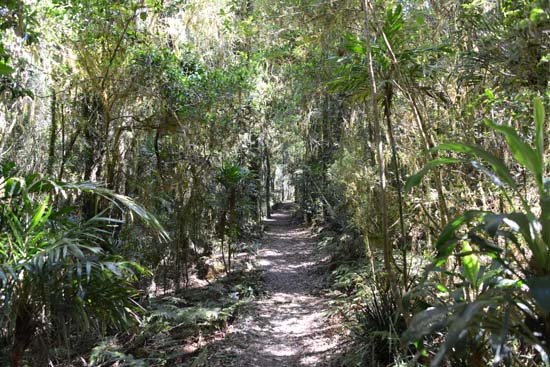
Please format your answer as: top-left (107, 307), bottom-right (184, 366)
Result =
top-left (58, 100), bottom-right (65, 180)
top-left (106, 126), bottom-right (124, 191)
top-left (249, 134), bottom-right (262, 223)
top-left (407, 91), bottom-right (449, 225)
top-left (154, 129), bottom-right (163, 182)
top-left (227, 188), bottom-right (236, 274)
top-left (10, 306), bottom-right (35, 367)
top-left (363, 0), bottom-right (401, 308)
top-left (265, 146), bottom-right (271, 219)
top-left (47, 88), bottom-right (57, 176)
top-left (384, 86), bottom-right (408, 287)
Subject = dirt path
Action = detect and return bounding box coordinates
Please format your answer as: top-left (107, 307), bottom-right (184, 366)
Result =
top-left (201, 206), bottom-right (340, 366)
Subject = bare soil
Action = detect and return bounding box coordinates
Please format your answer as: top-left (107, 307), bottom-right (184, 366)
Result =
top-left (198, 205), bottom-right (341, 366)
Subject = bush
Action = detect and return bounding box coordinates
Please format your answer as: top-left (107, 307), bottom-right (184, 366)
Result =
top-left (0, 163), bottom-right (165, 367)
top-left (404, 98), bottom-right (550, 365)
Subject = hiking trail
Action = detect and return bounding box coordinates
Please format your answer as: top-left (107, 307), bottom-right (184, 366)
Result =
top-left (200, 204), bottom-right (341, 366)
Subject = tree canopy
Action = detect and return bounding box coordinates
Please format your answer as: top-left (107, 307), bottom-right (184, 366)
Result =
top-left (1, 0), bottom-right (550, 366)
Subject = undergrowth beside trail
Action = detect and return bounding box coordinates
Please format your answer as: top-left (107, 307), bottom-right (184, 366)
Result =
top-left (94, 271), bottom-right (261, 367)
top-left (318, 227), bottom-right (408, 367)
top-left (52, 257), bottom-right (263, 367)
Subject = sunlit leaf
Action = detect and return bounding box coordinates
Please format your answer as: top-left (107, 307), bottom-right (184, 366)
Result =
top-left (461, 241), bottom-right (480, 289)
top-left (404, 157), bottom-right (464, 193)
top-left (436, 143), bottom-right (516, 188)
top-left (28, 195), bottom-right (49, 233)
top-left (0, 62), bottom-right (15, 75)
top-left (485, 88), bottom-right (494, 101)
top-left (437, 284), bottom-right (449, 293)
top-left (435, 210), bottom-right (486, 265)
top-left (534, 97), bottom-right (545, 161)
top-left (484, 118), bottom-right (543, 188)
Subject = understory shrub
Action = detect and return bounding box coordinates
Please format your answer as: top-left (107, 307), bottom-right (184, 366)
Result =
top-left (404, 98), bottom-right (550, 366)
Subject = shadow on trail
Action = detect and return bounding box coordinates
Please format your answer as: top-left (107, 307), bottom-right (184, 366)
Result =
top-left (198, 204), bottom-right (342, 367)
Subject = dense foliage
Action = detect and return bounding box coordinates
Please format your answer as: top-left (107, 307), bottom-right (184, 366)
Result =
top-left (1, 0), bottom-right (550, 366)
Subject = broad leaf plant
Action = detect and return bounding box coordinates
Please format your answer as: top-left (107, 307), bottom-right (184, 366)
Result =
top-left (404, 98), bottom-right (550, 366)
top-left (0, 163), bottom-right (167, 367)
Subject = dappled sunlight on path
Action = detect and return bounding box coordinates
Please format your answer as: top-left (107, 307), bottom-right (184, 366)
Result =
top-left (201, 205), bottom-right (340, 366)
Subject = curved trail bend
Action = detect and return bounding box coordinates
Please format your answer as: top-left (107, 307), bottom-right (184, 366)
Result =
top-left (203, 205), bottom-right (340, 366)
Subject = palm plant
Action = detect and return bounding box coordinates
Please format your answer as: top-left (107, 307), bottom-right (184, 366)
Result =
top-left (404, 98), bottom-right (550, 366)
top-left (0, 163), bottom-right (167, 367)
top-left (216, 163), bottom-right (250, 274)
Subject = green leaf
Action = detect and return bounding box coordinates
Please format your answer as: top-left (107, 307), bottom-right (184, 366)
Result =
top-left (5, 177), bottom-right (23, 197)
top-left (484, 118), bottom-right (543, 188)
top-left (2, 161), bottom-right (16, 176)
top-left (496, 212), bottom-right (549, 272)
top-left (415, 14), bottom-right (425, 26)
top-left (461, 241), bottom-right (480, 289)
top-left (469, 233), bottom-right (502, 256)
top-left (86, 261), bottom-right (92, 281)
top-left (470, 160), bottom-right (506, 188)
top-left (28, 195), bottom-right (49, 233)
top-left (527, 276), bottom-right (550, 315)
top-left (105, 262), bottom-right (122, 277)
top-left (485, 88), bottom-right (494, 101)
top-left (530, 8), bottom-right (547, 23)
top-left (0, 268), bottom-right (6, 284)
top-left (436, 143), bottom-right (516, 188)
top-left (534, 97), bottom-right (545, 161)
top-left (404, 157), bottom-right (464, 193)
top-left (68, 243), bottom-right (85, 259)
top-left (0, 62), bottom-right (15, 75)
top-left (432, 301), bottom-right (490, 367)
top-left (437, 284), bottom-right (449, 293)
top-left (435, 211), bottom-right (486, 265)
top-left (343, 33), bottom-right (366, 55)
top-left (402, 306), bottom-right (449, 343)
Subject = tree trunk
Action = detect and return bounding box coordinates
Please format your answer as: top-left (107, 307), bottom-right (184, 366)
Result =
top-left (10, 306), bottom-right (35, 367)
top-left (407, 92), bottom-right (449, 226)
top-left (47, 88), bottom-right (56, 176)
top-left (249, 134), bottom-right (262, 223)
top-left (154, 129), bottom-right (163, 182)
top-left (384, 86), bottom-right (408, 287)
top-left (227, 188), bottom-right (237, 274)
top-left (217, 209), bottom-right (227, 272)
top-left (363, 0), bottom-right (401, 309)
top-left (265, 146), bottom-right (271, 219)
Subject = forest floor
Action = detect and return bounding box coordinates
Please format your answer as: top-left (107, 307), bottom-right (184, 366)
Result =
top-left (196, 204), bottom-right (342, 366)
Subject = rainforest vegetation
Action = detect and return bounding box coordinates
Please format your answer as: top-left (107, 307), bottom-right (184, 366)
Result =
top-left (1, 0), bottom-right (550, 366)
